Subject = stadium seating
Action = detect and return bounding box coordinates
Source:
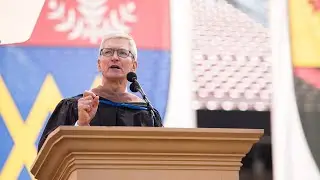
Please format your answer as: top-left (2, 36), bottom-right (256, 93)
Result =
top-left (191, 0), bottom-right (271, 111)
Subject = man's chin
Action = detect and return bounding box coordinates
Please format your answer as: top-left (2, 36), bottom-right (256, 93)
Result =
top-left (104, 74), bottom-right (125, 81)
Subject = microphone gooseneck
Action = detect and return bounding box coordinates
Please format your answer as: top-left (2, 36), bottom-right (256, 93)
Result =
top-left (127, 72), bottom-right (163, 127)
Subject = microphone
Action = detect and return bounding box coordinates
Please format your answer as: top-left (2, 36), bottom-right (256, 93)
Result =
top-left (129, 81), bottom-right (139, 92)
top-left (127, 72), bottom-right (163, 127)
top-left (127, 71), bottom-right (137, 83)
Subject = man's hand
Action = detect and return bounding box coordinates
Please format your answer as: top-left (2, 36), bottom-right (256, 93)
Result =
top-left (77, 90), bottom-right (99, 126)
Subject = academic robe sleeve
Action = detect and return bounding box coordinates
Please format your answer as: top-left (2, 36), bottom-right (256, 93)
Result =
top-left (37, 98), bottom-right (78, 152)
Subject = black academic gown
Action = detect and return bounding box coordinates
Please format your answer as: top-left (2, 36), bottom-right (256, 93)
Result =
top-left (37, 94), bottom-right (163, 152)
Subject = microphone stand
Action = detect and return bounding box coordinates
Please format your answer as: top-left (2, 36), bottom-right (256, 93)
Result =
top-left (130, 81), bottom-right (163, 127)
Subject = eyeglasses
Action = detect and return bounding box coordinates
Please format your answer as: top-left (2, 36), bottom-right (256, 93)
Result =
top-left (100, 48), bottom-right (134, 59)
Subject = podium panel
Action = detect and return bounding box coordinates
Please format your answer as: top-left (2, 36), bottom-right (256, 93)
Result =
top-left (70, 169), bottom-right (238, 180)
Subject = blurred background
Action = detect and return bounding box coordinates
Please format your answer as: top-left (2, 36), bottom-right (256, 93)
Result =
top-left (191, 0), bottom-right (271, 179)
top-left (0, 0), bottom-right (283, 179)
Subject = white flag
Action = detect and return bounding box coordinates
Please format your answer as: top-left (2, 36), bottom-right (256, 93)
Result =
top-left (164, 0), bottom-right (196, 128)
top-left (0, 0), bottom-right (45, 45)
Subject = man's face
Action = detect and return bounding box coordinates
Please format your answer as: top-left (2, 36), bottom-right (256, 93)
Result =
top-left (98, 38), bottom-right (137, 80)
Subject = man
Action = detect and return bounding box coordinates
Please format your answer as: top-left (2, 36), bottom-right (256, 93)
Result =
top-left (37, 31), bottom-right (162, 152)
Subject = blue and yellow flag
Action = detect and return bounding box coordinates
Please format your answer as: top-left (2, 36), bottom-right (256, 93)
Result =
top-left (0, 0), bottom-right (176, 179)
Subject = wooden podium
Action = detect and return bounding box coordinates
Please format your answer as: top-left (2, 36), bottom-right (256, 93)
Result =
top-left (30, 126), bottom-right (263, 180)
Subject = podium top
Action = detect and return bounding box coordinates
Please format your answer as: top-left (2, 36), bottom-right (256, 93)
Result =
top-left (42, 126), bottom-right (263, 140)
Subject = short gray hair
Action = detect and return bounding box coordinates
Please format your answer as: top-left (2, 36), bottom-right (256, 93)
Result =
top-left (98, 31), bottom-right (138, 60)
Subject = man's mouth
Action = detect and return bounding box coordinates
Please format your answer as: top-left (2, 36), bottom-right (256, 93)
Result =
top-left (110, 65), bottom-right (121, 69)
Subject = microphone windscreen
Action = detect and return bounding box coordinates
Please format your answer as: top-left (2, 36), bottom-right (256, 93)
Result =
top-left (127, 72), bottom-right (137, 82)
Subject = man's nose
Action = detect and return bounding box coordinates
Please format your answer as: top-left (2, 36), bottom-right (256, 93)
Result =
top-left (111, 51), bottom-right (119, 61)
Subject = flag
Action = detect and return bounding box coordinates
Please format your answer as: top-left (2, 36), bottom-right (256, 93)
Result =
top-left (163, 0), bottom-right (196, 128)
top-left (0, 1), bottom-right (196, 180)
top-left (0, 0), bottom-right (45, 44)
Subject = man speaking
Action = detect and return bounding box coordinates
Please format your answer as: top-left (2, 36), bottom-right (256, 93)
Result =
top-left (37, 31), bottom-right (163, 152)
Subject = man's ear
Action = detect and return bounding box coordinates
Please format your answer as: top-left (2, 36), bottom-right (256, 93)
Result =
top-left (132, 60), bottom-right (137, 72)
top-left (97, 59), bottom-right (101, 72)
